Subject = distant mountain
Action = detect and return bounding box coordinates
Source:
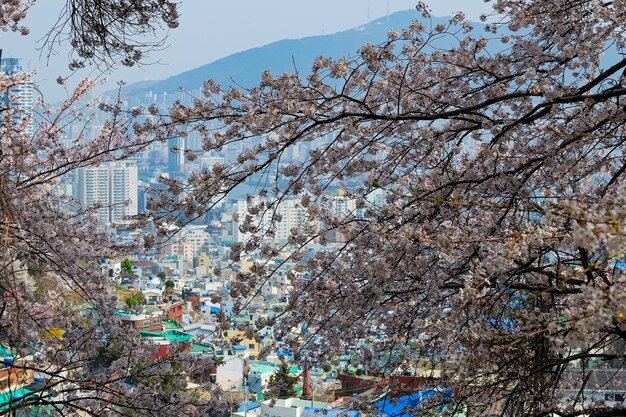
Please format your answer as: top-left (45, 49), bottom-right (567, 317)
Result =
top-left (118, 10), bottom-right (477, 103)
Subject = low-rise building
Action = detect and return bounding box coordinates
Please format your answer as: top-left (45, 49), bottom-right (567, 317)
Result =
top-left (215, 345), bottom-right (250, 390)
top-left (163, 300), bottom-right (185, 324)
top-left (116, 311), bottom-right (163, 332)
top-left (224, 328), bottom-right (261, 359)
top-left (258, 398), bottom-right (329, 417)
top-left (139, 329), bottom-right (192, 359)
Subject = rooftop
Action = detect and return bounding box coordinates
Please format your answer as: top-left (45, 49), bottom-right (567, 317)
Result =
top-left (0, 346), bottom-right (13, 358)
top-left (163, 318), bottom-right (183, 330)
top-left (190, 343), bottom-right (215, 354)
top-left (140, 330), bottom-right (192, 344)
top-left (237, 401), bottom-right (261, 412)
top-left (302, 408), bottom-right (359, 417)
top-left (250, 361), bottom-right (279, 375)
top-left (0, 388), bottom-right (33, 410)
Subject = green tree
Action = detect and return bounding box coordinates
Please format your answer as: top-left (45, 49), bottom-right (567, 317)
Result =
top-left (157, 271), bottom-right (167, 280)
top-left (121, 258), bottom-right (134, 275)
top-left (266, 361), bottom-right (297, 399)
top-left (125, 292), bottom-right (145, 309)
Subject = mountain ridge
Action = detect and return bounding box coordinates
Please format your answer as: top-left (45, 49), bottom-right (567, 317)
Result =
top-left (117, 10), bottom-right (456, 102)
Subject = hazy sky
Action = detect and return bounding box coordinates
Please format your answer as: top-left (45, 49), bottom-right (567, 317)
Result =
top-left (2, 0), bottom-right (492, 100)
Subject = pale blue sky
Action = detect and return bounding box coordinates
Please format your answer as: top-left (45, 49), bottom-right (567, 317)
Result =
top-left (2, 0), bottom-right (491, 100)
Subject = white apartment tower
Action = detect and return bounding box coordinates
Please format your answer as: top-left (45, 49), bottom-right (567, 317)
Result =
top-left (75, 161), bottom-right (138, 224)
top-left (275, 198), bottom-right (312, 242)
top-left (232, 199), bottom-right (256, 244)
top-left (76, 164), bottom-right (110, 224)
top-left (110, 161), bottom-right (139, 222)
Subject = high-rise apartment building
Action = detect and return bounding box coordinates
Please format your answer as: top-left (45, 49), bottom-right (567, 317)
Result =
top-left (75, 161), bottom-right (138, 224)
top-left (76, 164), bottom-right (110, 224)
top-left (167, 136), bottom-right (185, 174)
top-left (110, 161), bottom-right (139, 223)
top-left (0, 57), bottom-right (34, 137)
top-left (232, 198), bottom-right (257, 244)
top-left (275, 198), bottom-right (313, 242)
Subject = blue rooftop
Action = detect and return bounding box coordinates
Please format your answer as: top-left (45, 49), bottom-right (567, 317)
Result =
top-left (237, 402), bottom-right (261, 412)
top-left (375, 390), bottom-right (452, 417)
top-left (303, 408), bottom-right (359, 417)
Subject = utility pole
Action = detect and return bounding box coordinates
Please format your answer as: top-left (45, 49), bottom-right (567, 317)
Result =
top-left (243, 376), bottom-right (248, 417)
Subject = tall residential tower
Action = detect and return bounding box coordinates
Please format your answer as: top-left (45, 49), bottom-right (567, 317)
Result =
top-left (75, 161), bottom-right (138, 224)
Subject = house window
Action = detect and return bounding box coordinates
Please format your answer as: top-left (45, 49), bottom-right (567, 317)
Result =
top-left (605, 393), bottom-right (625, 402)
top-left (249, 344), bottom-right (255, 349)
top-left (143, 320), bottom-right (150, 327)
